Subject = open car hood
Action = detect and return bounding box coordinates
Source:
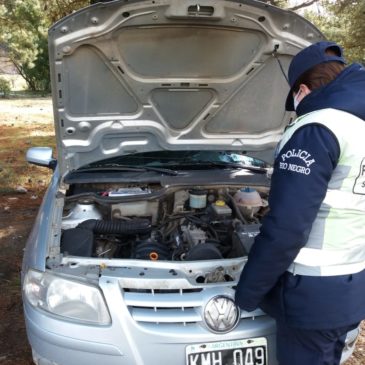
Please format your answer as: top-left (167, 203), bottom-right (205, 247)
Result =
top-left (48, 0), bottom-right (324, 176)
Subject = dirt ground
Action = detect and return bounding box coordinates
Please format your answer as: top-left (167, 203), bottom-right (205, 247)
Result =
top-left (0, 97), bottom-right (365, 365)
top-left (0, 97), bottom-right (53, 365)
top-left (0, 194), bottom-right (44, 365)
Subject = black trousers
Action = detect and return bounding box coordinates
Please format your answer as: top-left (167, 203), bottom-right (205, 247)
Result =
top-left (276, 321), bottom-right (359, 365)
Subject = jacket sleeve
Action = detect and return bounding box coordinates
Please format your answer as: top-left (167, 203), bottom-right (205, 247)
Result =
top-left (235, 124), bottom-right (340, 311)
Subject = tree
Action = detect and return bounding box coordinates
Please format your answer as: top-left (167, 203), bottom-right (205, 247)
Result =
top-left (0, 0), bottom-right (49, 91)
top-left (304, 0), bottom-right (365, 63)
top-left (0, 0), bottom-right (89, 92)
top-left (0, 76), bottom-right (11, 97)
top-left (40, 0), bottom-right (89, 24)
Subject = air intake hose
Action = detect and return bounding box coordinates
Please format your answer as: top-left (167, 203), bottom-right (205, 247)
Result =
top-left (77, 219), bottom-right (151, 235)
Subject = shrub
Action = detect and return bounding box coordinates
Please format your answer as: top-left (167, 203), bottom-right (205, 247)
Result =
top-left (0, 77), bottom-right (11, 98)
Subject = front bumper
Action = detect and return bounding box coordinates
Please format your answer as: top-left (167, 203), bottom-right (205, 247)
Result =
top-left (24, 273), bottom-right (278, 365)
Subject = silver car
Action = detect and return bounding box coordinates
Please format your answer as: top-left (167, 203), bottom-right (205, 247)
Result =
top-left (21, 1), bottom-right (359, 364)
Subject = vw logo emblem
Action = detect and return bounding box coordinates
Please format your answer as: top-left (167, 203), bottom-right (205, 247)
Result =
top-left (203, 295), bottom-right (240, 333)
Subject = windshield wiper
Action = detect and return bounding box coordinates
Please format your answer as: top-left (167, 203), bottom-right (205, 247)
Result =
top-left (76, 161), bottom-right (266, 176)
top-left (76, 164), bottom-right (179, 176)
top-left (185, 161), bottom-right (267, 174)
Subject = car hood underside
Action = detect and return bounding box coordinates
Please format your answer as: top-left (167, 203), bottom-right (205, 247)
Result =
top-left (48, 0), bottom-right (324, 175)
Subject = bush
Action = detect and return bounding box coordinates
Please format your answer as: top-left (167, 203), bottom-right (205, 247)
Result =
top-left (0, 77), bottom-right (11, 98)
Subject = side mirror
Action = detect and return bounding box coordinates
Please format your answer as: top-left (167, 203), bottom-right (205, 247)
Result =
top-left (26, 147), bottom-right (57, 170)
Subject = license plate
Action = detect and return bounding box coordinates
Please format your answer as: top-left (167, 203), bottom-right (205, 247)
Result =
top-left (186, 337), bottom-right (267, 365)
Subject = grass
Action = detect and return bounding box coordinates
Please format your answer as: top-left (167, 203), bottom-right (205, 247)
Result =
top-left (0, 96), bottom-right (55, 193)
top-left (7, 90), bottom-right (52, 98)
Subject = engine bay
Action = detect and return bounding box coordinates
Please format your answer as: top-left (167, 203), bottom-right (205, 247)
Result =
top-left (60, 184), bottom-right (269, 262)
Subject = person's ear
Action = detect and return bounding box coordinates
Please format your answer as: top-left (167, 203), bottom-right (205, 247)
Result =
top-left (298, 83), bottom-right (311, 97)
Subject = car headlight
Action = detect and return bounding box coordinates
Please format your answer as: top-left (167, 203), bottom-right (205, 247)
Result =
top-left (23, 269), bottom-right (111, 325)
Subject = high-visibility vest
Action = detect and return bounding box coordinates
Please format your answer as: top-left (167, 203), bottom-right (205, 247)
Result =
top-left (277, 108), bottom-right (365, 276)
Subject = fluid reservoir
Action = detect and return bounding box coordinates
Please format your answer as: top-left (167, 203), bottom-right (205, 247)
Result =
top-left (234, 187), bottom-right (263, 218)
top-left (211, 200), bottom-right (232, 217)
top-left (189, 189), bottom-right (207, 209)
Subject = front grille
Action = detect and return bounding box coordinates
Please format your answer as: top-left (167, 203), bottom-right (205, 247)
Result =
top-left (122, 286), bottom-right (265, 328)
top-left (123, 288), bottom-right (204, 325)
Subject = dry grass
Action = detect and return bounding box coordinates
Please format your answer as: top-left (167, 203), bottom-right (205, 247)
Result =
top-left (0, 97), bottom-right (55, 193)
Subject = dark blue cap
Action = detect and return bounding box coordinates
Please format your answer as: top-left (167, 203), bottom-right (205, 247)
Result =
top-left (285, 41), bottom-right (346, 111)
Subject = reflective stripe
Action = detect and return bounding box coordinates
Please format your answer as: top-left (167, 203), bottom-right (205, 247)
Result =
top-left (287, 261), bottom-right (365, 276)
top-left (293, 247), bottom-right (365, 267)
top-left (323, 189), bottom-right (365, 212)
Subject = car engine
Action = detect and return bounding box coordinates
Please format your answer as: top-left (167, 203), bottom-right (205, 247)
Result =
top-left (60, 185), bottom-right (268, 261)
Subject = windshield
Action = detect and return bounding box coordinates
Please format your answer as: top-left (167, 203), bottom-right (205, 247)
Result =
top-left (78, 151), bottom-right (268, 170)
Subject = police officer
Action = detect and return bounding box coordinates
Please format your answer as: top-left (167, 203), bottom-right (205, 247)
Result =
top-left (235, 41), bottom-right (365, 365)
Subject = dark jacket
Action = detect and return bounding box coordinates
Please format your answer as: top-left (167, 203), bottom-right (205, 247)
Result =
top-left (235, 63), bottom-right (365, 329)
top-left (297, 63), bottom-right (365, 120)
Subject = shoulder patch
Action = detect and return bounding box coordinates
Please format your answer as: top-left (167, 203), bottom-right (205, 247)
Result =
top-left (279, 149), bottom-right (316, 175)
